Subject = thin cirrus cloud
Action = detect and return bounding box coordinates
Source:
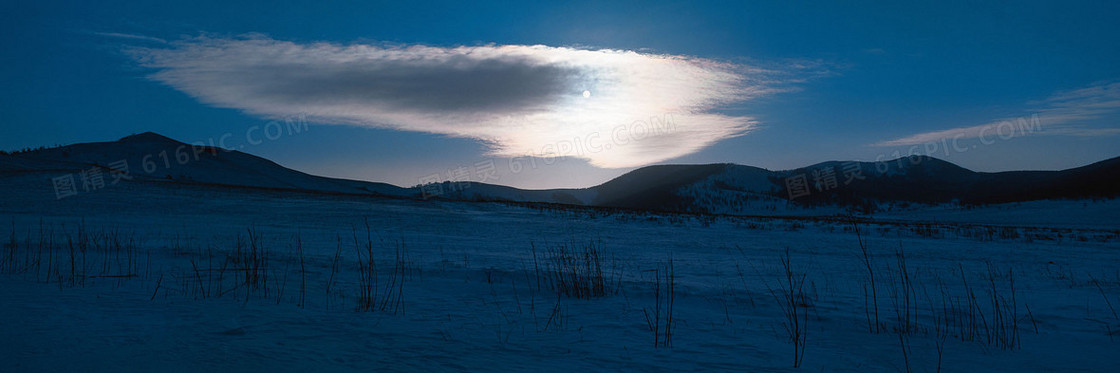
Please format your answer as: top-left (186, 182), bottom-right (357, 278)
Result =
top-left (93, 32), bottom-right (168, 44)
top-left (128, 35), bottom-right (778, 168)
top-left (875, 81), bottom-right (1120, 147)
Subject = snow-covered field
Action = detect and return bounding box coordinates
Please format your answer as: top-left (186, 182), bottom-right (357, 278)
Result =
top-left (2, 173), bottom-right (1119, 371)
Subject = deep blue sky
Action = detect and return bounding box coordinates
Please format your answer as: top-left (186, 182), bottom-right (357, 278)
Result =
top-left (3, 0), bottom-right (1119, 188)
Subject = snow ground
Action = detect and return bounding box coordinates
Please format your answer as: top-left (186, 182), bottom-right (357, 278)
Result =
top-left (871, 199), bottom-right (1120, 230)
top-left (1, 173), bottom-right (1119, 371)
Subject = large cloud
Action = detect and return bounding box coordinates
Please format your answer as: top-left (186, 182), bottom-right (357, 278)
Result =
top-left (131, 36), bottom-right (771, 167)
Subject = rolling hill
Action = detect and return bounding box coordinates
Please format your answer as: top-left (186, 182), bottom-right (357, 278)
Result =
top-left (3, 132), bottom-right (1117, 215)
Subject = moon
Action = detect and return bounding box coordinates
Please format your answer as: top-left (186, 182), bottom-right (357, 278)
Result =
top-left (582, 90), bottom-right (591, 98)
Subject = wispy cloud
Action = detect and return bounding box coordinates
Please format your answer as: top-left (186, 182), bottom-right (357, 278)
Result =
top-left (875, 81), bottom-right (1120, 147)
top-left (93, 32), bottom-right (167, 44)
top-left (129, 35), bottom-right (788, 168)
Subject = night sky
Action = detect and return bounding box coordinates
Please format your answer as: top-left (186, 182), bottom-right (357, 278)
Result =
top-left (3, 0), bottom-right (1119, 188)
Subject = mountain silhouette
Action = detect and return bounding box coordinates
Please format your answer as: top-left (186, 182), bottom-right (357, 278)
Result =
top-left (3, 132), bottom-right (1117, 214)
